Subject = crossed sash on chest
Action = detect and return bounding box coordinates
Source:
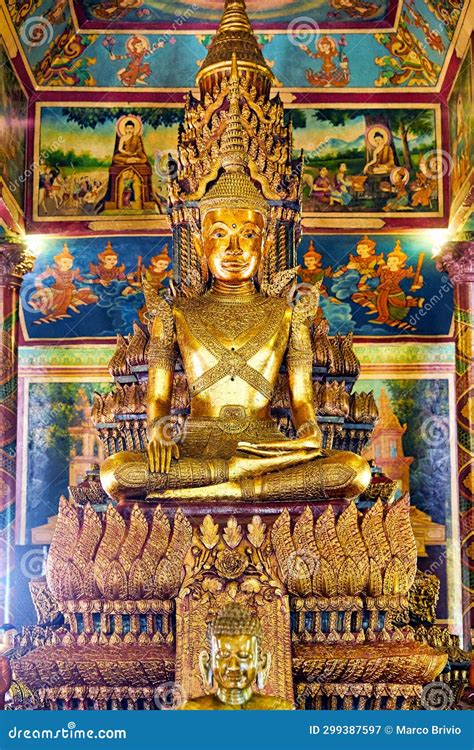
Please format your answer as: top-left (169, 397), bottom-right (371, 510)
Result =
top-left (183, 301), bottom-right (286, 401)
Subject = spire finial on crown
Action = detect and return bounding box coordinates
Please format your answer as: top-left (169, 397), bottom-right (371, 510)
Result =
top-left (220, 53), bottom-right (247, 173)
top-left (199, 53), bottom-right (269, 219)
top-left (197, 0), bottom-right (273, 93)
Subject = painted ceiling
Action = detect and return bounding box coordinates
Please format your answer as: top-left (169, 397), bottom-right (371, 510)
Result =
top-left (2, 0), bottom-right (468, 90)
top-left (74, 0), bottom-right (397, 26)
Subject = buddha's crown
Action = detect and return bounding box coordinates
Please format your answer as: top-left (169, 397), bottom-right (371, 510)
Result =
top-left (199, 54), bottom-right (269, 219)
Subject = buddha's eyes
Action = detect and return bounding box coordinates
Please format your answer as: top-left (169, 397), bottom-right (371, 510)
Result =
top-left (242, 230), bottom-right (256, 239)
top-left (212, 230), bottom-right (226, 238)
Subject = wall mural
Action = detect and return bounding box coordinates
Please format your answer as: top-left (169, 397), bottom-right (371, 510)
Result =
top-left (34, 105), bottom-right (182, 221)
top-left (20, 236), bottom-right (172, 340)
top-left (19, 233), bottom-right (452, 340)
top-left (354, 378), bottom-right (454, 624)
top-left (20, 381), bottom-right (110, 543)
top-left (35, 103), bottom-right (443, 224)
top-left (0, 42), bottom-right (27, 209)
top-left (6, 0), bottom-right (462, 89)
top-left (448, 43), bottom-right (473, 209)
top-left (294, 105), bottom-right (442, 216)
top-left (297, 234), bottom-right (452, 336)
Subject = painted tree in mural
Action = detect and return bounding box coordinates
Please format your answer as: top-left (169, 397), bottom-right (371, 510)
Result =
top-left (27, 383), bottom-right (110, 535)
top-left (61, 108), bottom-right (183, 129)
top-left (387, 380), bottom-right (450, 525)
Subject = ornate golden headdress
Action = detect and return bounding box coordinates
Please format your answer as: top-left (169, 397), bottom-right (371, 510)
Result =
top-left (199, 54), bottom-right (269, 220)
top-left (98, 241), bottom-right (118, 262)
top-left (210, 603), bottom-right (263, 642)
top-left (53, 243), bottom-right (74, 263)
top-left (388, 239), bottom-right (408, 264)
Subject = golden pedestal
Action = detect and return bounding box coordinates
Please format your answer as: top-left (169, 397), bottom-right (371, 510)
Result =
top-left (11, 497), bottom-right (447, 710)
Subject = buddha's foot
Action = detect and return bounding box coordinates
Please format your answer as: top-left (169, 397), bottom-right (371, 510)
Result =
top-left (155, 449), bottom-right (370, 502)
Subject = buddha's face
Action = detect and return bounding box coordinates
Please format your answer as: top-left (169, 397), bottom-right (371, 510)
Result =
top-left (201, 208), bottom-right (265, 284)
top-left (212, 634), bottom-right (258, 691)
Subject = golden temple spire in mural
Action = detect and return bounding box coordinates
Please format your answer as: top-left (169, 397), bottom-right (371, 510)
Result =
top-left (197, 0), bottom-right (273, 93)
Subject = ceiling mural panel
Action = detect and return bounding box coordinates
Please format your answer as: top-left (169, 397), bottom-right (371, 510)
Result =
top-left (74, 0), bottom-right (397, 27)
top-left (3, 0), bottom-right (466, 89)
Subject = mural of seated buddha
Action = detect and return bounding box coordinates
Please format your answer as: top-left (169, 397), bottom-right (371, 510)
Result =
top-left (100, 61), bottom-right (371, 505)
top-left (104, 115), bottom-right (155, 211)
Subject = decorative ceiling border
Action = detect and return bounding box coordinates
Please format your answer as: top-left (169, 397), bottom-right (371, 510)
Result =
top-left (69, 0), bottom-right (403, 34)
top-left (0, 0), bottom-right (472, 94)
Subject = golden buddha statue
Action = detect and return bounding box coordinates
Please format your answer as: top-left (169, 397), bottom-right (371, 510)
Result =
top-left (179, 604), bottom-right (293, 710)
top-left (100, 58), bottom-right (371, 505)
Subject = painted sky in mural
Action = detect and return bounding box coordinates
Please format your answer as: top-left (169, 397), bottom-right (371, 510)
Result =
top-left (20, 236), bottom-right (172, 339)
top-left (297, 234), bottom-right (452, 336)
top-left (35, 106), bottom-right (182, 221)
top-left (355, 378), bottom-right (452, 621)
top-left (7, 0), bottom-right (461, 88)
top-left (0, 42), bottom-right (27, 208)
top-left (293, 106), bottom-right (441, 215)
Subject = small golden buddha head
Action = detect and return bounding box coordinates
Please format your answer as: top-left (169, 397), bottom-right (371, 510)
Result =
top-left (199, 604), bottom-right (271, 703)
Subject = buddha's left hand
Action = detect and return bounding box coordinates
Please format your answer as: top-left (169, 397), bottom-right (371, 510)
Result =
top-left (237, 435), bottom-right (326, 457)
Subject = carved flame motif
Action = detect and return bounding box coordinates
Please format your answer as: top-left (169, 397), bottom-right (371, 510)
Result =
top-left (46, 500), bottom-right (192, 603)
top-left (271, 498), bottom-right (417, 598)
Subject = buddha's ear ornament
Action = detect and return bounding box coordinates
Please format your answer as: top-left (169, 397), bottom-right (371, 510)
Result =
top-left (256, 651), bottom-right (272, 690)
top-left (199, 649), bottom-right (214, 690)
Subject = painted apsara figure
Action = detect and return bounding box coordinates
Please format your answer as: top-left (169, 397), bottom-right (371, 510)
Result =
top-left (333, 235), bottom-right (383, 292)
top-left (89, 242), bottom-right (127, 286)
top-left (31, 245), bottom-right (97, 324)
top-left (300, 241), bottom-right (332, 295)
top-left (301, 35), bottom-right (350, 87)
top-left (357, 241), bottom-right (424, 328)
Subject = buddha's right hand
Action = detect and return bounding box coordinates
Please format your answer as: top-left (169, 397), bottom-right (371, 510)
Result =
top-left (147, 436), bottom-right (180, 474)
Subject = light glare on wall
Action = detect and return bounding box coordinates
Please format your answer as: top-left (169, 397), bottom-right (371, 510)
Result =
top-left (429, 229), bottom-right (452, 257)
top-left (24, 235), bottom-right (46, 257)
